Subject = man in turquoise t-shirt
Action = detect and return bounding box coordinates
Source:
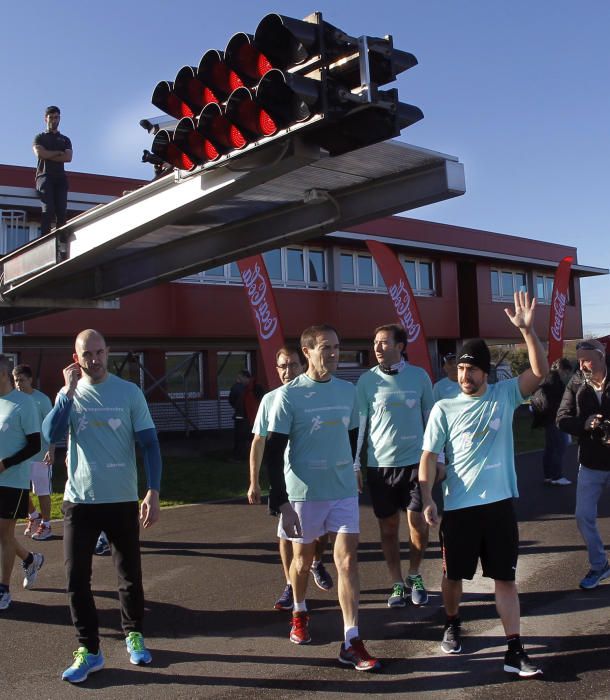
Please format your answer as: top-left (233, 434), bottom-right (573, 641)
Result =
top-left (248, 346), bottom-right (333, 612)
top-left (266, 325), bottom-right (380, 672)
top-left (12, 364), bottom-right (55, 540)
top-left (355, 323), bottom-right (434, 608)
top-left (433, 353), bottom-right (460, 402)
top-left (43, 329), bottom-right (162, 684)
top-left (419, 292), bottom-right (547, 678)
top-left (0, 354), bottom-right (45, 612)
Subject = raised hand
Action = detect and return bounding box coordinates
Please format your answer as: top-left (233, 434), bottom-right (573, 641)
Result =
top-left (504, 290), bottom-right (536, 332)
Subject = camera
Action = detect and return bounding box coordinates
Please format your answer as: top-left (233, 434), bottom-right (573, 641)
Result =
top-left (595, 419), bottom-right (610, 447)
top-left (141, 149), bottom-right (165, 166)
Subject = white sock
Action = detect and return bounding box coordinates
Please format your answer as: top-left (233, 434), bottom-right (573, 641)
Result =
top-left (29, 511), bottom-right (40, 520)
top-left (293, 600), bottom-right (307, 613)
top-left (344, 626), bottom-right (359, 646)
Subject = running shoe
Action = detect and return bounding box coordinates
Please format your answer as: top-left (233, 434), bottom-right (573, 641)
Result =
top-left (579, 561), bottom-right (610, 589)
top-left (311, 561), bottom-right (333, 591)
top-left (0, 590), bottom-right (11, 610)
top-left (125, 632), bottom-right (152, 665)
top-left (61, 647), bottom-right (105, 683)
top-left (551, 477), bottom-right (572, 486)
top-left (387, 583), bottom-right (406, 608)
top-left (406, 573), bottom-right (429, 606)
top-left (24, 516), bottom-right (41, 537)
top-left (504, 648), bottom-right (543, 677)
top-left (32, 522), bottom-right (52, 541)
top-left (338, 638), bottom-right (381, 672)
top-left (274, 583), bottom-right (294, 611)
top-left (22, 552), bottom-right (44, 590)
top-left (441, 619), bottom-right (462, 654)
top-left (289, 611), bottom-right (311, 644)
top-left (94, 532), bottom-right (111, 556)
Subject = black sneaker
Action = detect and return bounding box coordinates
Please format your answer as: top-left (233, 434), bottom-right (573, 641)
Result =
top-left (504, 648), bottom-right (543, 677)
top-left (441, 619), bottom-right (462, 654)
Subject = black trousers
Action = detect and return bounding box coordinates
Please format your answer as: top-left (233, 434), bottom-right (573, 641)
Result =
top-left (36, 174), bottom-right (68, 235)
top-left (62, 501), bottom-right (145, 650)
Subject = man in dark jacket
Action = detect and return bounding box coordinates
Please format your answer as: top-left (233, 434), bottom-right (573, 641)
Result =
top-left (531, 358), bottom-right (572, 485)
top-left (556, 339), bottom-right (610, 590)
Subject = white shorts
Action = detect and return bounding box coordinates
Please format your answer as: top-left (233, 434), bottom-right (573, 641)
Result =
top-left (277, 496), bottom-right (360, 544)
top-left (31, 462), bottom-right (52, 497)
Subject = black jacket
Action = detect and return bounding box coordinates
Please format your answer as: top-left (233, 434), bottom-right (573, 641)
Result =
top-left (556, 366), bottom-right (610, 471)
top-left (530, 370), bottom-right (567, 428)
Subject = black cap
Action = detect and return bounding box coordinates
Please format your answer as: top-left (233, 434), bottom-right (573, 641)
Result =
top-left (457, 339), bottom-right (491, 374)
top-left (45, 105), bottom-right (60, 115)
top-left (443, 352), bottom-right (456, 364)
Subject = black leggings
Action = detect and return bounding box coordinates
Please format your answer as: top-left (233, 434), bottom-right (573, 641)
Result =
top-left (62, 501), bottom-right (144, 651)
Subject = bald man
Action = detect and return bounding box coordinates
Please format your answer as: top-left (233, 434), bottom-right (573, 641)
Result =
top-left (43, 330), bottom-right (162, 683)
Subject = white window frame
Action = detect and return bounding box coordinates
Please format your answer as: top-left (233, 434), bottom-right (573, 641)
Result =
top-left (400, 256), bottom-right (436, 296)
top-left (534, 272), bottom-right (571, 305)
top-left (108, 352), bottom-right (145, 388)
top-left (217, 351), bottom-right (252, 397)
top-left (491, 268), bottom-right (528, 301)
top-left (265, 246), bottom-right (327, 289)
top-left (164, 352), bottom-right (203, 398)
top-left (339, 251), bottom-right (386, 293)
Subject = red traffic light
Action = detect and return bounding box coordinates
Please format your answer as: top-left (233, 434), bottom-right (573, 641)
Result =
top-left (197, 49), bottom-right (240, 102)
top-left (197, 102), bottom-right (248, 153)
top-left (225, 32), bottom-right (273, 86)
top-left (151, 129), bottom-right (195, 170)
top-left (152, 81), bottom-right (194, 120)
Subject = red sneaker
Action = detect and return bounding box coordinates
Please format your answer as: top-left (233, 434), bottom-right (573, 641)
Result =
top-left (289, 612), bottom-right (311, 644)
top-left (338, 638), bottom-right (381, 672)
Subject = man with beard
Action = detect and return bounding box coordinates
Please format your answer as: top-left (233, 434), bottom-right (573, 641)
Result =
top-left (43, 329), bottom-right (162, 683)
top-left (419, 292), bottom-right (547, 678)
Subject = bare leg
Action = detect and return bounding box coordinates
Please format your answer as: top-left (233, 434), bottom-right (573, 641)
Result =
top-left (495, 580), bottom-right (520, 636)
top-left (38, 495), bottom-right (52, 522)
top-left (407, 510), bottom-right (429, 575)
top-left (290, 542), bottom-right (316, 603)
top-left (333, 532), bottom-right (360, 629)
top-left (441, 576), bottom-right (462, 616)
top-left (278, 537), bottom-right (293, 582)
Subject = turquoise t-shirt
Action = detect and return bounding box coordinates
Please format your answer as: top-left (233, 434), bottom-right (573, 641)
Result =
top-left (252, 389), bottom-right (278, 437)
top-left (31, 388), bottom-right (53, 461)
top-left (356, 363), bottom-right (434, 468)
top-left (0, 389), bottom-right (40, 489)
top-left (268, 374), bottom-right (359, 501)
top-left (423, 377), bottom-right (524, 511)
top-left (63, 374), bottom-right (155, 504)
top-left (433, 377), bottom-right (461, 402)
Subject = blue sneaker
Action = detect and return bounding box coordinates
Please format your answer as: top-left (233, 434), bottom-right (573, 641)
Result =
top-left (579, 561), bottom-right (610, 589)
top-left (126, 631), bottom-right (152, 665)
top-left (62, 647), bottom-right (104, 683)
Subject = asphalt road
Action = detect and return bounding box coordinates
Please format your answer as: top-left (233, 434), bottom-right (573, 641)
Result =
top-left (1, 446), bottom-right (609, 700)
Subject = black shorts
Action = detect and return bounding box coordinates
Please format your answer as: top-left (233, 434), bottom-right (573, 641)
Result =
top-left (439, 498), bottom-right (519, 581)
top-left (367, 465), bottom-right (422, 519)
top-left (0, 486), bottom-right (29, 520)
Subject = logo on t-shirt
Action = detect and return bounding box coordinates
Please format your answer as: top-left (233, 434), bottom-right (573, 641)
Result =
top-left (310, 416), bottom-right (322, 433)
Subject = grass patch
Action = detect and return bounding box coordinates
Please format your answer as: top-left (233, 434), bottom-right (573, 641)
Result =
top-left (41, 415), bottom-right (543, 521)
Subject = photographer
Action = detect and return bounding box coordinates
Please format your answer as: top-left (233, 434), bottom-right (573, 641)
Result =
top-left (556, 339), bottom-right (610, 590)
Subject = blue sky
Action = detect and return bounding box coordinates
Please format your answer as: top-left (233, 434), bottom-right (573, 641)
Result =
top-left (3, 1), bottom-right (609, 334)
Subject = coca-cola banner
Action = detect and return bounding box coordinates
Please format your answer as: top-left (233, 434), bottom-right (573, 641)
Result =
top-left (547, 255), bottom-right (573, 365)
top-left (366, 240), bottom-right (433, 378)
top-left (237, 255), bottom-right (286, 389)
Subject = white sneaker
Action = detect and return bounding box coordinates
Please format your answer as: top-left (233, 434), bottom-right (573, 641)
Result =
top-left (551, 477), bottom-right (572, 486)
top-left (23, 553), bottom-right (44, 589)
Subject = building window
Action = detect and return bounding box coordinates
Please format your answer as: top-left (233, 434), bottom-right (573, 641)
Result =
top-left (400, 257), bottom-right (435, 296)
top-left (177, 246), bottom-right (327, 289)
top-left (164, 352), bottom-right (203, 398)
top-left (340, 251), bottom-right (435, 296)
top-left (108, 352), bottom-right (144, 388)
top-left (535, 273), bottom-right (572, 304)
top-left (338, 351), bottom-right (366, 368)
top-left (262, 246), bottom-right (327, 288)
top-left (217, 351), bottom-right (251, 396)
top-left (0, 211), bottom-right (39, 255)
top-left (491, 269), bottom-right (528, 301)
top-left (340, 252), bottom-right (385, 292)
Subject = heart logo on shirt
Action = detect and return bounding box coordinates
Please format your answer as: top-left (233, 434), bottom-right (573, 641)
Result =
top-left (342, 416), bottom-right (350, 427)
top-left (405, 399), bottom-right (416, 408)
top-left (489, 418), bottom-right (501, 431)
top-left (0, 423), bottom-right (8, 432)
top-left (108, 418), bottom-right (122, 431)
